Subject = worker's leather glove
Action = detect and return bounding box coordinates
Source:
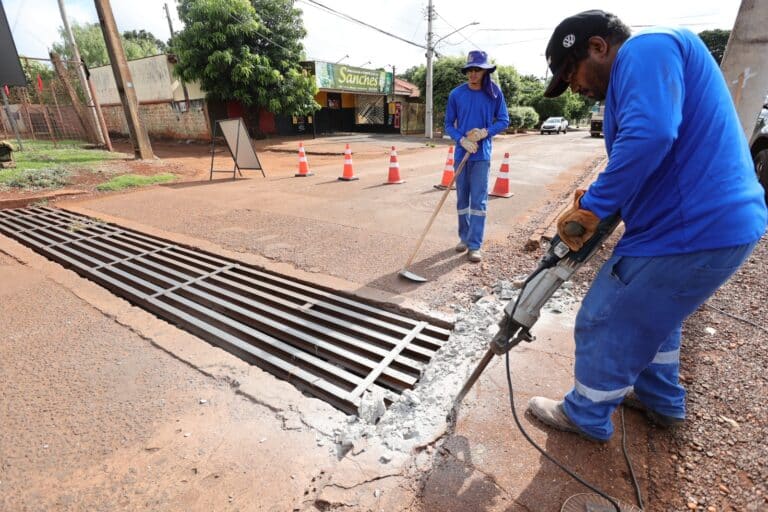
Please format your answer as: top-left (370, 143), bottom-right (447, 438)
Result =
top-left (459, 136), bottom-right (478, 154)
top-left (466, 128), bottom-right (488, 142)
top-left (556, 189), bottom-right (600, 252)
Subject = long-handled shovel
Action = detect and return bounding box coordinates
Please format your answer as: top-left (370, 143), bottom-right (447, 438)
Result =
top-left (398, 152), bottom-right (471, 282)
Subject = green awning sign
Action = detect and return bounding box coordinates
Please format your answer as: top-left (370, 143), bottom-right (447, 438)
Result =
top-left (314, 61), bottom-right (393, 94)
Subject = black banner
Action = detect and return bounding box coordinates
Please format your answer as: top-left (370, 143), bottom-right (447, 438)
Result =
top-left (0, 0), bottom-right (26, 86)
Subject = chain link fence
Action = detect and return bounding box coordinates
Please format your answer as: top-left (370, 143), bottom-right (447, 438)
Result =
top-left (1, 56), bottom-right (105, 148)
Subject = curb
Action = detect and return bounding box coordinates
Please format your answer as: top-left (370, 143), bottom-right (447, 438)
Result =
top-left (0, 189), bottom-right (88, 210)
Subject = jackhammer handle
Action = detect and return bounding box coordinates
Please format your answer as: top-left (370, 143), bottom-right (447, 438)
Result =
top-left (563, 221), bottom-right (586, 237)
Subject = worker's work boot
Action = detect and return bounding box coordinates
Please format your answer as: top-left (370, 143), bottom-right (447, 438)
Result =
top-left (468, 249), bottom-right (483, 262)
top-left (455, 241), bottom-right (468, 252)
top-left (527, 397), bottom-right (604, 442)
top-left (622, 392), bottom-right (684, 428)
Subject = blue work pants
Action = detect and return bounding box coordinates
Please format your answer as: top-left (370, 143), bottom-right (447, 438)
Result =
top-left (564, 241), bottom-right (758, 440)
top-left (455, 159), bottom-right (490, 250)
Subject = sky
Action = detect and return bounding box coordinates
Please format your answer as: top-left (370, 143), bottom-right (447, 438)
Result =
top-left (4, 0), bottom-right (743, 78)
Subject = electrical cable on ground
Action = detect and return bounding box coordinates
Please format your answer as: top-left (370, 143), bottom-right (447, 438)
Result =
top-left (500, 266), bottom-right (643, 512)
top-left (620, 406), bottom-right (644, 510)
top-left (703, 303), bottom-right (768, 334)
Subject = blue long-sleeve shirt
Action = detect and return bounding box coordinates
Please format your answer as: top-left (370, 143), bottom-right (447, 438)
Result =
top-left (445, 83), bottom-right (509, 162)
top-left (580, 28), bottom-right (767, 256)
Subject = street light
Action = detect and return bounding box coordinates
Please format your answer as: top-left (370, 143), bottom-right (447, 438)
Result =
top-left (425, 14), bottom-right (479, 138)
top-left (357, 60), bottom-right (372, 68)
top-left (335, 54), bottom-right (349, 64)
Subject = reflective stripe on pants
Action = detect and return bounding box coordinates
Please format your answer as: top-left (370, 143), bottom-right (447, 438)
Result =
top-left (455, 159), bottom-right (490, 250)
top-left (563, 241), bottom-right (758, 440)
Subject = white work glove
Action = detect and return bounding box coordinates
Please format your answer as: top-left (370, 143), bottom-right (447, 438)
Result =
top-left (466, 127), bottom-right (488, 143)
top-left (459, 136), bottom-right (478, 154)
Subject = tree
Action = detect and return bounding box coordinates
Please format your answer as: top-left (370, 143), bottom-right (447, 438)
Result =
top-left (51, 22), bottom-right (166, 68)
top-left (172, 0), bottom-right (319, 116)
top-left (698, 29), bottom-right (731, 65)
top-left (20, 59), bottom-right (56, 84)
top-left (519, 74), bottom-right (545, 107)
top-left (123, 30), bottom-right (168, 54)
top-left (430, 56), bottom-right (466, 129)
top-left (400, 65), bottom-right (425, 95)
top-left (496, 65), bottom-right (521, 106)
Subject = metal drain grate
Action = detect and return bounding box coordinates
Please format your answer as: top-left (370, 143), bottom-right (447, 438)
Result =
top-left (0, 207), bottom-right (451, 414)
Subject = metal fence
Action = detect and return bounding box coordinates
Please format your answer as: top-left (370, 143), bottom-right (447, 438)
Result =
top-left (0, 56), bottom-right (105, 148)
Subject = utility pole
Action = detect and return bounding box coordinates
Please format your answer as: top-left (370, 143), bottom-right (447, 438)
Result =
top-left (57, 0), bottom-right (105, 145)
top-left (163, 2), bottom-right (190, 108)
top-left (424, 0), bottom-right (434, 139)
top-left (424, 6), bottom-right (478, 139)
top-left (163, 3), bottom-right (175, 38)
top-left (94, 0), bottom-right (153, 159)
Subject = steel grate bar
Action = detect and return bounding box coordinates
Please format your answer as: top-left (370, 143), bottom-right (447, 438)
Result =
top-left (349, 321), bottom-right (427, 400)
top-left (108, 255), bottom-right (415, 391)
top-left (166, 248), bottom-right (447, 351)
top-left (125, 248), bottom-right (428, 374)
top-left (0, 207), bottom-right (453, 414)
top-left (137, 244), bottom-right (446, 356)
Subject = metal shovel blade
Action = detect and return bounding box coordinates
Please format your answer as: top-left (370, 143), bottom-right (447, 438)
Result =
top-left (398, 268), bottom-right (427, 282)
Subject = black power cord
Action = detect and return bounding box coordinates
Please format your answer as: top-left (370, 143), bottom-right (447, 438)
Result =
top-left (501, 263), bottom-right (643, 512)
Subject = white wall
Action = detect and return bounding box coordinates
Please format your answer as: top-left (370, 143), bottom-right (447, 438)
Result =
top-left (720, 0), bottom-right (768, 137)
top-left (91, 54), bottom-right (205, 105)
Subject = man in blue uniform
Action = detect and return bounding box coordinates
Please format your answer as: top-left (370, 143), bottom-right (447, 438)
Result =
top-left (444, 51), bottom-right (509, 262)
top-left (528, 10), bottom-right (767, 441)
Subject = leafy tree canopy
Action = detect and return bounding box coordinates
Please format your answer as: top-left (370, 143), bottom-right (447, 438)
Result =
top-left (123, 30), bottom-right (168, 54)
top-left (20, 59), bottom-right (56, 84)
top-left (172, 0), bottom-right (319, 115)
top-left (698, 29), bottom-right (730, 65)
top-left (495, 65), bottom-right (521, 106)
top-left (51, 22), bottom-right (165, 68)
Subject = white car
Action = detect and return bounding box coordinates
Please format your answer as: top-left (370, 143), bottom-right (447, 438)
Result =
top-left (540, 117), bottom-right (569, 134)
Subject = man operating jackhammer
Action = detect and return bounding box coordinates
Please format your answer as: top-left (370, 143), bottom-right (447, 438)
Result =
top-left (526, 10), bottom-right (767, 442)
top-left (444, 50), bottom-right (510, 263)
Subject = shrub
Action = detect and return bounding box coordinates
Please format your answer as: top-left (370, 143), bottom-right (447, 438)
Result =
top-left (7, 168), bottom-right (69, 189)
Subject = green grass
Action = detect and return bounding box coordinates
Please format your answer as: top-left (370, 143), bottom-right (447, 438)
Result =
top-left (0, 139), bottom-right (126, 189)
top-left (96, 173), bottom-right (176, 192)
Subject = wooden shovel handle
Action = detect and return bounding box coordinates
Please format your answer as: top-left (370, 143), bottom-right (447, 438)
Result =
top-left (403, 152), bottom-right (471, 268)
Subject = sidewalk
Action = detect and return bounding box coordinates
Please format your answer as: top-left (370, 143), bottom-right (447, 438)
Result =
top-left (259, 132), bottom-right (453, 156)
top-left (258, 131), bottom-right (532, 156)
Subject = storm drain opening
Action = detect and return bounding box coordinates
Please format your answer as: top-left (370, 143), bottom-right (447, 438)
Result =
top-left (0, 207), bottom-right (451, 415)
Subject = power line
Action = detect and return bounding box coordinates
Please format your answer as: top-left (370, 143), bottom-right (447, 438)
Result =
top-left (297, 0), bottom-right (426, 50)
top-left (222, 9), bottom-right (299, 55)
top-left (434, 10), bottom-right (480, 50)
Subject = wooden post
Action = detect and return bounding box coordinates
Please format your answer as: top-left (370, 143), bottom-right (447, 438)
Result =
top-left (50, 83), bottom-right (66, 139)
top-left (94, 0), bottom-right (153, 159)
top-left (86, 77), bottom-right (112, 151)
top-left (50, 52), bottom-right (96, 143)
top-left (20, 89), bottom-right (36, 140)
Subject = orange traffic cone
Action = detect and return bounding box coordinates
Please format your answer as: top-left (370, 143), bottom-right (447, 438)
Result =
top-left (295, 142), bottom-right (313, 177)
top-left (490, 152), bottom-right (514, 198)
top-left (384, 146), bottom-right (405, 184)
top-left (338, 144), bottom-right (358, 181)
top-left (434, 145), bottom-right (456, 190)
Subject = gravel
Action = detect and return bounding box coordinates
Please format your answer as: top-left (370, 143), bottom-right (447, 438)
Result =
top-left (436, 216), bottom-right (768, 510)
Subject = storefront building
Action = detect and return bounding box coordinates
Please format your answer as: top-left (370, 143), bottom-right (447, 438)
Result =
top-left (303, 61), bottom-right (399, 135)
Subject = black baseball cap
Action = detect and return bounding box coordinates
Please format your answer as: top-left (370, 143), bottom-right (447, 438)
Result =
top-left (543, 10), bottom-right (616, 98)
